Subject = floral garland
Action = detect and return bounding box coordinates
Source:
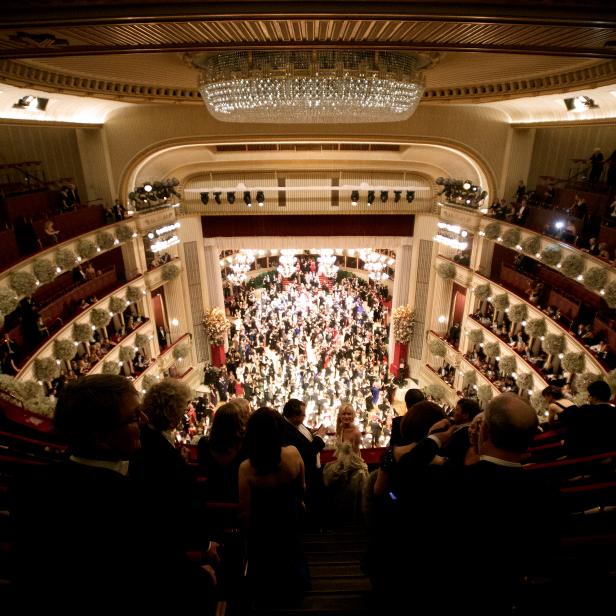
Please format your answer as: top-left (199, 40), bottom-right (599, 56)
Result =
top-left (484, 341), bottom-right (500, 359)
top-left (135, 333), bottom-right (150, 349)
top-left (102, 360), bottom-right (121, 375)
top-left (606, 369), bottom-right (616, 396)
top-left (392, 305), bottom-right (415, 344)
top-left (462, 370), bottom-right (477, 388)
top-left (542, 333), bottom-right (565, 355)
top-left (561, 352), bottom-right (585, 374)
top-left (119, 345), bottom-right (136, 363)
top-left (427, 338), bottom-right (447, 357)
top-left (540, 244), bottom-right (562, 266)
top-left (0, 288), bottom-right (19, 316)
top-left (560, 253), bottom-right (584, 279)
top-left (115, 224), bottom-right (134, 243)
top-left (584, 266), bottom-right (608, 291)
top-left (425, 383), bottom-right (447, 401)
top-left (501, 227), bottom-right (521, 248)
top-left (76, 238), bottom-right (97, 260)
top-left (530, 392), bottom-right (548, 416)
top-left (172, 343), bottom-right (191, 360)
top-left (603, 281), bottom-right (616, 309)
top-left (521, 235), bottom-right (541, 255)
top-left (53, 338), bottom-right (78, 361)
top-left (161, 263), bottom-right (181, 281)
top-left (492, 293), bottom-right (509, 312)
top-left (516, 372), bottom-right (533, 392)
top-left (483, 222), bottom-right (501, 241)
top-left (90, 308), bottom-right (111, 328)
top-left (33, 258), bottom-right (56, 284)
top-left (72, 322), bottom-right (93, 343)
top-left (575, 372), bottom-right (602, 393)
top-left (96, 230), bottom-right (115, 251)
top-left (498, 355), bottom-right (516, 376)
top-left (477, 384), bottom-right (493, 402)
top-left (126, 286), bottom-right (144, 304)
top-left (56, 247), bottom-right (77, 271)
top-left (508, 303), bottom-right (528, 323)
top-left (9, 271), bottom-right (37, 297)
top-left (474, 283), bottom-right (491, 302)
top-left (0, 375), bottom-right (55, 417)
top-left (468, 329), bottom-right (484, 345)
top-left (525, 318), bottom-right (546, 339)
top-left (109, 296), bottom-right (128, 315)
top-left (34, 357), bottom-right (60, 382)
top-left (141, 374), bottom-right (159, 391)
top-left (436, 262), bottom-right (456, 280)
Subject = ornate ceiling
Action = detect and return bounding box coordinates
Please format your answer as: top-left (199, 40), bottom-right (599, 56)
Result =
top-left (1, 1), bottom-right (616, 105)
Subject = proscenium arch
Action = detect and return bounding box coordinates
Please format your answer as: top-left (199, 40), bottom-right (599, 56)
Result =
top-left (119, 137), bottom-right (497, 206)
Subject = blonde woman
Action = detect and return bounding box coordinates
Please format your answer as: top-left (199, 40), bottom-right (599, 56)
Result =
top-left (335, 403), bottom-right (362, 454)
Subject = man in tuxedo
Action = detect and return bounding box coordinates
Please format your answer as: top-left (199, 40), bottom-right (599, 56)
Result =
top-left (11, 374), bottom-right (216, 613)
top-left (282, 398), bottom-right (326, 528)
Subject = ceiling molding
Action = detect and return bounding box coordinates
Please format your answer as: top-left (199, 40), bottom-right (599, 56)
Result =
top-left (2, 58), bottom-right (615, 105)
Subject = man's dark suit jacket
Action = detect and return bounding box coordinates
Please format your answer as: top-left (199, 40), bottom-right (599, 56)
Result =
top-left (559, 402), bottom-right (616, 456)
top-left (282, 419), bottom-right (325, 485)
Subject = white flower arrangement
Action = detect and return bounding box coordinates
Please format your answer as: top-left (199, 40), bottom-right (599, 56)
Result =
top-left (142, 374), bottom-right (159, 391)
top-left (25, 395), bottom-right (56, 418)
top-left (603, 281), bottom-right (616, 309)
top-left (521, 235), bottom-right (541, 255)
top-left (102, 360), bottom-right (121, 375)
top-left (606, 369), bottom-right (616, 396)
top-left (477, 384), bottom-right (493, 402)
top-left (540, 244), bottom-right (562, 266)
top-left (109, 296), bottom-right (127, 315)
top-left (33, 258), bottom-right (56, 284)
top-left (436, 262), bottom-right (456, 280)
top-left (542, 333), bottom-right (565, 355)
top-left (56, 247), bottom-right (78, 271)
top-left (508, 303), bottom-right (528, 323)
top-left (501, 227), bottom-right (521, 248)
top-left (172, 343), bottom-right (190, 360)
top-left (96, 230), bottom-right (115, 251)
top-left (0, 288), bottom-right (19, 316)
top-left (22, 380), bottom-right (45, 400)
top-left (525, 318), bottom-right (546, 339)
top-left (0, 375), bottom-right (54, 417)
top-left (462, 370), bottom-right (477, 388)
top-left (76, 238), bottom-right (97, 260)
top-left (516, 372), bottom-right (533, 392)
top-left (561, 352), bottom-right (585, 374)
top-left (560, 253), bottom-right (584, 279)
top-left (203, 307), bottom-right (230, 345)
top-left (9, 271), bottom-right (37, 297)
top-left (34, 357), bottom-right (60, 382)
top-left (530, 392), bottom-right (548, 415)
top-left (427, 338), bottom-right (447, 357)
top-left (125, 286), bottom-right (143, 304)
top-left (468, 329), bottom-right (484, 345)
top-left (498, 355), bottom-right (516, 376)
top-left (425, 383), bottom-right (447, 401)
top-left (161, 263), bottom-right (181, 281)
top-left (53, 338), bottom-right (78, 361)
top-left (115, 224), bottom-right (134, 243)
top-left (492, 293), bottom-right (510, 312)
top-left (483, 222), bottom-right (501, 240)
top-left (72, 322), bottom-right (93, 343)
top-left (135, 333), bottom-right (150, 349)
top-left (119, 345), bottom-right (136, 363)
top-left (484, 341), bottom-right (500, 359)
top-left (90, 308), bottom-right (111, 329)
top-left (584, 266), bottom-right (608, 291)
top-left (474, 283), bottom-right (491, 302)
top-left (575, 372), bottom-right (602, 394)
top-left (392, 305), bottom-right (416, 344)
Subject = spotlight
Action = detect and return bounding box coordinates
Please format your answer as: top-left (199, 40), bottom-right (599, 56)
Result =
top-left (564, 96), bottom-right (598, 113)
top-left (555, 221), bottom-right (564, 230)
top-left (462, 181), bottom-right (472, 190)
top-left (351, 190), bottom-right (359, 207)
top-left (227, 191), bottom-right (236, 204)
top-left (144, 183), bottom-right (153, 193)
top-left (256, 191), bottom-right (265, 207)
top-left (380, 190), bottom-right (388, 203)
top-left (394, 190), bottom-right (402, 203)
top-left (243, 191), bottom-right (252, 207)
top-left (13, 95), bottom-right (48, 111)
top-left (367, 190), bottom-right (375, 206)
top-left (200, 192), bottom-right (209, 205)
top-left (406, 190), bottom-right (415, 203)
top-left (214, 192), bottom-right (222, 204)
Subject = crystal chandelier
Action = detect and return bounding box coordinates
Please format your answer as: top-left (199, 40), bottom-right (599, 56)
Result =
top-left (277, 249), bottom-right (298, 278)
top-left (194, 50), bottom-right (427, 124)
top-left (360, 250), bottom-right (394, 282)
top-left (226, 250), bottom-right (255, 285)
top-left (317, 249), bottom-right (339, 279)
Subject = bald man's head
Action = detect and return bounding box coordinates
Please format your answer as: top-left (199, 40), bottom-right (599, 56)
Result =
top-left (483, 394), bottom-right (538, 454)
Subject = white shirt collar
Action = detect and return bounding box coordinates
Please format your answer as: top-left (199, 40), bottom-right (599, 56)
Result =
top-left (69, 455), bottom-right (130, 476)
top-left (479, 455), bottom-right (522, 468)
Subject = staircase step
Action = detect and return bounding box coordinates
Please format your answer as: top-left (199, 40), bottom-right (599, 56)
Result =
top-left (305, 551), bottom-right (364, 564)
top-left (309, 577), bottom-right (371, 593)
top-left (250, 592), bottom-right (373, 615)
top-left (310, 563), bottom-right (364, 578)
